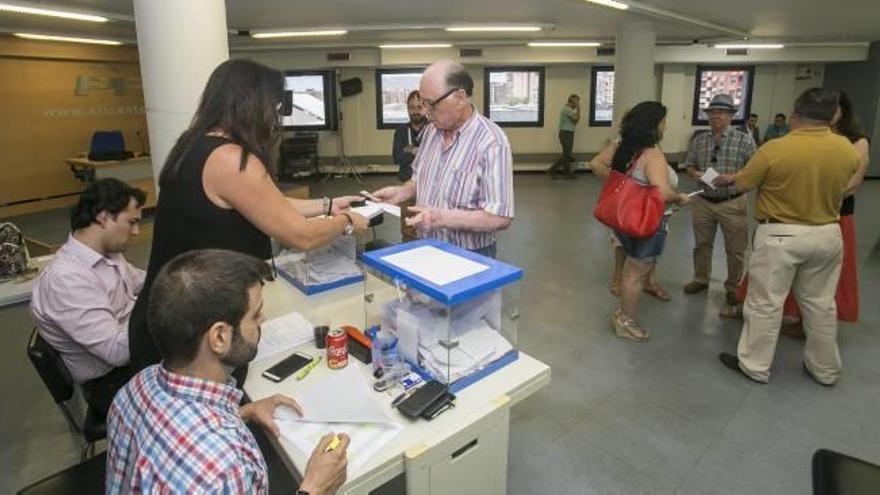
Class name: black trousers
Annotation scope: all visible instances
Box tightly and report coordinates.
[81,365,133,418]
[549,130,575,175]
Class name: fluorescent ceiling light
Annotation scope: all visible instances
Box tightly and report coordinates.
[379,43,453,49]
[0,2,107,22]
[585,0,629,10]
[13,33,121,45]
[715,43,784,49]
[528,41,601,47]
[446,26,542,32]
[250,29,347,39]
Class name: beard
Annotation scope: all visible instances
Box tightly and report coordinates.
[221,325,259,369]
[410,113,426,125]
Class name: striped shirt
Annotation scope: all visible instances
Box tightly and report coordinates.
[30,235,144,383]
[412,108,514,250]
[106,365,268,494]
[684,127,756,198]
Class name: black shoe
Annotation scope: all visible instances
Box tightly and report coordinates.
[719,353,765,384]
[803,362,835,387]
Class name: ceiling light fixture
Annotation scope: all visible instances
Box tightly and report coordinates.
[250,29,347,39]
[0,2,107,22]
[379,43,453,49]
[585,0,629,10]
[528,41,601,47]
[446,26,542,32]
[13,33,121,45]
[714,43,784,49]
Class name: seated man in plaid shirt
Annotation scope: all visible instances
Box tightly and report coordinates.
[106,249,348,494]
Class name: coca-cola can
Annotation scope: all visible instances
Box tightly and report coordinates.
[326,328,348,369]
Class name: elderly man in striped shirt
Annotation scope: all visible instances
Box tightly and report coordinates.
[372,60,514,258]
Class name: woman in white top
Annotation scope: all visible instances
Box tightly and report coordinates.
[592,102,689,341]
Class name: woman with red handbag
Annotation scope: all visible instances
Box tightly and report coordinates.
[593,102,690,341]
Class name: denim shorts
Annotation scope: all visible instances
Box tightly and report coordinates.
[614,217,668,264]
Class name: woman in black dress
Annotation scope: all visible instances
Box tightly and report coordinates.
[129,59,368,372]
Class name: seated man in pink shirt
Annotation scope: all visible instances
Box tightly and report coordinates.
[31,178,147,417]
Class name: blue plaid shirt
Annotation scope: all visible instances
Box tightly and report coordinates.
[106,365,268,494]
[685,127,756,198]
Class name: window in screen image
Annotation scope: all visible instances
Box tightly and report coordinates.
[484,67,545,127]
[283,71,335,131]
[590,66,614,127]
[376,68,424,129]
[691,65,755,125]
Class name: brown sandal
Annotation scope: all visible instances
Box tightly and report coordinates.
[643,283,671,302]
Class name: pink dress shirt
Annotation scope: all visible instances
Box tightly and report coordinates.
[30,236,145,383]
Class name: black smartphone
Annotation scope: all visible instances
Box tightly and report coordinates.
[262,351,312,382]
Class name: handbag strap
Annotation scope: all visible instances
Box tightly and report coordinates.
[624,150,646,177]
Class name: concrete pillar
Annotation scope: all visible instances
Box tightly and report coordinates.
[133,0,229,186]
[613,21,656,127]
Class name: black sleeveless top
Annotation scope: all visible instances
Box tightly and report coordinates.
[128,136,272,372]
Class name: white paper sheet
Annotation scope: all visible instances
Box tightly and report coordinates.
[277,420,402,473]
[253,312,314,363]
[351,203,384,220]
[275,365,393,424]
[700,167,719,189]
[381,246,489,286]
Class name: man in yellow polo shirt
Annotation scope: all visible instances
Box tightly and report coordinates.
[714,88,859,386]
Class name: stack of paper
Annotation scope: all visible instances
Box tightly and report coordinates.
[253,311,314,363]
[273,365,402,473]
[381,246,489,286]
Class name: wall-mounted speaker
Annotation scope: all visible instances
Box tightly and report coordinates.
[339,77,362,97]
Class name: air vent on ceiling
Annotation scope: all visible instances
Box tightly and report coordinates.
[327,52,351,62]
[726,48,748,56]
[459,48,483,58]
[597,47,615,56]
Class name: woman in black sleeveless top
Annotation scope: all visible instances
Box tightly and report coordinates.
[129,59,368,372]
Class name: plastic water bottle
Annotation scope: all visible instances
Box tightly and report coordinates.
[372,326,400,374]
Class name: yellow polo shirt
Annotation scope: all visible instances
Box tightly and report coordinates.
[735,127,858,225]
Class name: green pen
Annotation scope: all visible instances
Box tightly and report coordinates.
[295,356,322,380]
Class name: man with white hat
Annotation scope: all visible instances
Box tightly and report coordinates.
[683,94,756,314]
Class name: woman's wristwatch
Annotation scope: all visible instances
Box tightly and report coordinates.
[340,212,354,235]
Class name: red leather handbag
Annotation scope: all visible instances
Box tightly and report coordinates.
[593,151,665,239]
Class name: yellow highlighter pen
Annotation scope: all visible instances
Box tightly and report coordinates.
[295,356,322,381]
[325,434,340,452]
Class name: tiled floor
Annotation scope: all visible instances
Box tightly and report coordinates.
[2,173,879,494]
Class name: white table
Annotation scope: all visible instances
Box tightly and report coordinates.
[245,276,551,495]
[0,255,52,307]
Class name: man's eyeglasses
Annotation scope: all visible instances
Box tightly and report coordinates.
[422,88,460,110]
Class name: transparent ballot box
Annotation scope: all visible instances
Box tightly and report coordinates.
[360,239,522,392]
[274,235,364,295]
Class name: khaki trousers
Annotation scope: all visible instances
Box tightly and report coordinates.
[691,194,749,293]
[400,199,418,243]
[737,223,843,384]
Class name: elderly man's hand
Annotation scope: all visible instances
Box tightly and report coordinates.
[371,186,407,205]
[405,206,445,231]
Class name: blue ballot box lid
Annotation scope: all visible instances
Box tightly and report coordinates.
[360,238,523,305]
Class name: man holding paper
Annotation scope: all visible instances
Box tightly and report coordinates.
[683,94,756,309]
[371,60,514,259]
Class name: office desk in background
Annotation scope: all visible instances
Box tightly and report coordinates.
[245,275,551,495]
[65,156,156,209]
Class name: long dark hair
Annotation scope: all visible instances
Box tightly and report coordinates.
[834,92,867,144]
[159,59,285,185]
[611,101,667,173]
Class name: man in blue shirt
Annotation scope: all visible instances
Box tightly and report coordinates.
[548,94,580,179]
[764,113,790,141]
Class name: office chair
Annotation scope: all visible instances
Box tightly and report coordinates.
[16,451,106,495]
[26,328,107,460]
[813,448,880,495]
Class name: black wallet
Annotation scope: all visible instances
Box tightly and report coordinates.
[397,380,449,420]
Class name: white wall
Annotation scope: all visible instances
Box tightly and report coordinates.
[243,50,825,162]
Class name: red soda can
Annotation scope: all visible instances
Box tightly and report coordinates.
[326,328,348,369]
